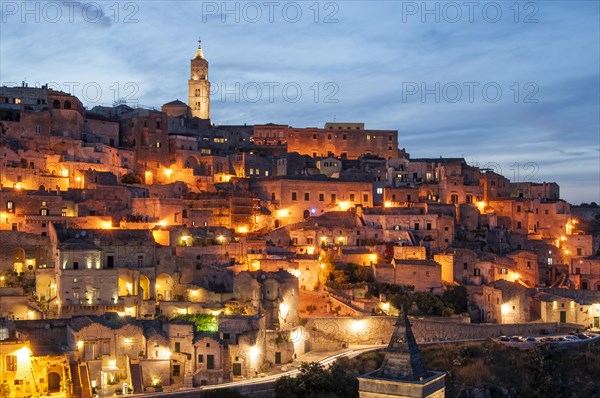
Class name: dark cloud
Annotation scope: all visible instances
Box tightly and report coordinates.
[0,1,598,202]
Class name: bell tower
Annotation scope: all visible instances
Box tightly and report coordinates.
[188,39,210,120]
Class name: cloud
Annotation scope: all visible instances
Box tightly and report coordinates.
[0,0,598,202]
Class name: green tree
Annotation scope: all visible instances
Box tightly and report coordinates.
[524,345,565,397]
[172,313,218,332]
[275,362,336,398]
[441,286,468,314]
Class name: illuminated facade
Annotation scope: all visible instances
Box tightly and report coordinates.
[188,41,210,120]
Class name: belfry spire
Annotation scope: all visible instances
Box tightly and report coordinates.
[194,37,205,59]
[357,307,446,397]
[379,309,428,381]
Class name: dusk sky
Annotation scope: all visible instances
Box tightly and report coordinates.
[1,1,598,203]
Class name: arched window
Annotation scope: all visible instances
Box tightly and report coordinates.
[53,99,60,109]
[64,100,71,110]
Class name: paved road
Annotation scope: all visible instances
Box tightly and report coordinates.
[201,344,387,391]
[131,344,387,397]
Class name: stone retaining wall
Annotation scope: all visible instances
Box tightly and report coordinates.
[300,316,579,348]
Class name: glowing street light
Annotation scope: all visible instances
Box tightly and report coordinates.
[249,346,260,361]
[476,201,486,212]
[279,302,290,319]
[381,302,390,313]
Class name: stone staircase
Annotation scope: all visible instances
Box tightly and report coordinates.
[69,362,82,398]
[222,343,232,382]
[79,364,92,398]
[129,361,144,393]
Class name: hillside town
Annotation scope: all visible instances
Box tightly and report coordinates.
[0,41,599,398]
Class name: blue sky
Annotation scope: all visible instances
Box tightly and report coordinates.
[1,1,598,203]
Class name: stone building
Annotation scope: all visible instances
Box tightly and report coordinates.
[117,108,170,169]
[234,270,299,330]
[572,256,600,290]
[511,182,560,201]
[532,292,595,326]
[372,259,442,292]
[251,175,373,227]
[482,280,530,324]
[285,122,399,159]
[480,170,511,201]
[0,319,71,398]
[363,208,455,253]
[68,315,147,395]
[49,226,162,318]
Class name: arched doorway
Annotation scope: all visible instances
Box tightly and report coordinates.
[155,274,174,301]
[581,280,590,290]
[48,371,61,392]
[185,156,200,171]
[13,248,25,274]
[140,275,150,300]
[324,143,336,157]
[52,142,68,155]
